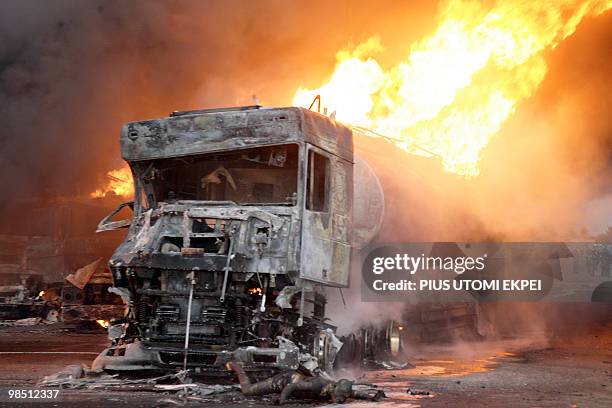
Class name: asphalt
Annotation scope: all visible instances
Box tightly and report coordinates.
[0,321,610,407]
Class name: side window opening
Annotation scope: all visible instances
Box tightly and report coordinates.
[306,150,330,212]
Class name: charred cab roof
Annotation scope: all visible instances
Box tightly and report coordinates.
[120,106,353,162]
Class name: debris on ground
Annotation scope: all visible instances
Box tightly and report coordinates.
[1,314,60,326]
[156,398,184,406]
[381,360,413,369]
[45,309,59,322]
[407,388,431,395]
[38,366,239,403]
[363,359,414,370]
[155,383,238,398]
[38,360,388,404]
[14,317,43,326]
[39,366,189,389]
[65,259,103,290]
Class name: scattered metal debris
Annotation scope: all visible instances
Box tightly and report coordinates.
[0,316,59,326]
[380,360,413,370]
[407,388,431,395]
[0,200,126,324]
[39,365,239,404]
[14,317,45,326]
[39,366,189,389]
[155,383,237,398]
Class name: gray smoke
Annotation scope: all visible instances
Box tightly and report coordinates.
[0,0,435,208]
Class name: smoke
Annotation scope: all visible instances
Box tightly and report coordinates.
[0,0,436,208]
[471,10,612,240]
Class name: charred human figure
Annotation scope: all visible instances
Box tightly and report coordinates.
[226,362,305,397]
[226,361,385,404]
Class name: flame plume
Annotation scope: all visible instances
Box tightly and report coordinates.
[96,319,110,329]
[293,0,612,176]
[90,165,134,199]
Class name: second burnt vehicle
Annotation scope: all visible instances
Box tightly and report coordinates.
[92,106,355,375]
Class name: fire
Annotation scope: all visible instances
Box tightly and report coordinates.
[292,0,612,176]
[90,165,134,198]
[248,287,263,296]
[96,319,110,329]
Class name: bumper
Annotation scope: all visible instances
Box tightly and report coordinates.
[92,337,299,374]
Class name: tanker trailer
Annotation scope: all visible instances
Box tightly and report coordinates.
[338,128,483,360]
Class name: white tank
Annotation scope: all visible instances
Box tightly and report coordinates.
[352,154,385,249]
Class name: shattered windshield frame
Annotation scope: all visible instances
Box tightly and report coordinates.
[134,144,300,209]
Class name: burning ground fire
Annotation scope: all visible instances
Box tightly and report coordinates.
[96,320,110,329]
[292,0,612,176]
[248,287,263,296]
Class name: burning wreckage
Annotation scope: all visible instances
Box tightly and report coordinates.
[91,105,401,381]
[0,201,126,325]
[32,104,609,404]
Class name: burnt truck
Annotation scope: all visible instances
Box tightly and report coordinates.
[93,106,357,374]
[91,105,504,374]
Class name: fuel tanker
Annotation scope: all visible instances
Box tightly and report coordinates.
[90,105,492,375]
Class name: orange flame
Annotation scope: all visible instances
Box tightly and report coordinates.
[248,287,263,296]
[90,165,134,198]
[96,319,110,329]
[292,0,612,176]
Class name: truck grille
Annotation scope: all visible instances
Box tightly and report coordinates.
[156,304,180,321]
[159,351,217,366]
[201,307,227,323]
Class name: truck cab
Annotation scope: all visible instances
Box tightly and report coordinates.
[93,106,353,374]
